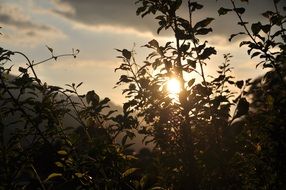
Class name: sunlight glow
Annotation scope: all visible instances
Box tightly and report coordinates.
[167,78,181,94]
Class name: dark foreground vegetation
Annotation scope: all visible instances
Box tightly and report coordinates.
[1,0,286,189]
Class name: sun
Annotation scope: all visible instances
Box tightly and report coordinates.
[167,78,181,94]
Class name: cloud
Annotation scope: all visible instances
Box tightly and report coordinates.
[48,0,162,35]
[0,3,66,47]
[72,21,155,38]
[50,0,75,16]
[0,4,43,30]
[49,0,286,38]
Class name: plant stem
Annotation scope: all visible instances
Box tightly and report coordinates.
[0,75,51,145]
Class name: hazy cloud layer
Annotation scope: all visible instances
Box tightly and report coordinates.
[0,4,47,30]
[1,0,285,45]
[0,3,65,46]
[50,0,285,38]
[51,0,156,34]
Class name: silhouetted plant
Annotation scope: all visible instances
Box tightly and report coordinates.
[0,47,140,189]
[220,1,286,188]
[115,0,286,189]
[1,0,286,189]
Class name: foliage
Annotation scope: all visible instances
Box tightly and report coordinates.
[1,0,286,189]
[0,48,141,189]
[114,0,286,189]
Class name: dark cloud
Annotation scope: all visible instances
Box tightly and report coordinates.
[53,0,286,38]
[53,0,156,34]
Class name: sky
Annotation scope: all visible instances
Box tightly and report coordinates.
[0,0,285,106]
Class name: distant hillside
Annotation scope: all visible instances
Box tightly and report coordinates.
[1,74,147,151]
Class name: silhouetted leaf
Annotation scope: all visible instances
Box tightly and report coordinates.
[122,168,139,178]
[251,22,262,35]
[49,85,62,92]
[199,47,217,60]
[239,41,251,47]
[150,187,165,190]
[188,78,196,87]
[187,59,196,69]
[189,2,203,12]
[251,52,260,58]
[270,14,283,26]
[119,75,132,83]
[18,67,27,73]
[175,29,189,40]
[74,173,84,178]
[194,18,214,29]
[86,90,100,105]
[129,83,136,90]
[234,7,245,14]
[57,150,68,156]
[261,24,271,33]
[140,175,148,189]
[122,49,131,60]
[76,82,83,88]
[46,173,62,181]
[179,43,190,52]
[55,162,64,168]
[100,97,110,105]
[46,45,54,54]
[136,6,147,16]
[229,32,245,41]
[235,98,249,118]
[218,7,232,16]
[236,80,244,89]
[148,39,159,48]
[173,0,182,11]
[196,28,213,35]
[262,11,274,19]
[213,75,225,82]
[122,135,128,145]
